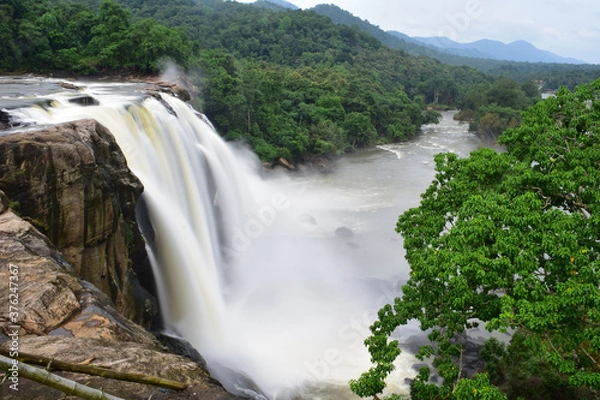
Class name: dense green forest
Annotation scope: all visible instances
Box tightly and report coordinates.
[0,0,545,162]
[0,0,192,73]
[454,78,541,140]
[3,0,593,161]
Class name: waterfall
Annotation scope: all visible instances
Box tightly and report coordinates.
[7,81,417,399]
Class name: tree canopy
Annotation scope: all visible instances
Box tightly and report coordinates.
[0,0,192,73]
[351,78,600,399]
[455,78,541,141]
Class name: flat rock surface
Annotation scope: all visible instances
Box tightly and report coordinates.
[1,336,238,400]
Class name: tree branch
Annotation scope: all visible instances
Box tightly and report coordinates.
[579,344,599,367]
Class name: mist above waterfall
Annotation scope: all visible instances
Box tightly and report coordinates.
[6,80,486,399]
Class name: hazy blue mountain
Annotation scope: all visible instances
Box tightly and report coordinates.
[311,5,457,58]
[412,36,585,64]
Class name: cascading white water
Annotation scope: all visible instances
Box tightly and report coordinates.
[6,80,421,399]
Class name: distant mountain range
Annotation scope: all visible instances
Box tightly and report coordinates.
[408,36,585,64]
[253,1,587,66]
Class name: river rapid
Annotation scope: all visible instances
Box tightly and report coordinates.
[275,110,497,286]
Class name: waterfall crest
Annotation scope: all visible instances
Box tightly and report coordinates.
[8,82,416,399]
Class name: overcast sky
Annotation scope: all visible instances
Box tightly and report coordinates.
[239,0,600,64]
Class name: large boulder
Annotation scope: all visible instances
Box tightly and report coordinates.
[152,81,192,102]
[0,120,153,326]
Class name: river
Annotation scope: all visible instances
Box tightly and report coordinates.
[212,111,503,399]
[282,110,491,282]
[0,77,501,399]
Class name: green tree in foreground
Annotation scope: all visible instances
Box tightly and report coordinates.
[351,79,600,399]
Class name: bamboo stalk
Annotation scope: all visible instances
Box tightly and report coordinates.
[0,349,187,391]
[0,354,124,400]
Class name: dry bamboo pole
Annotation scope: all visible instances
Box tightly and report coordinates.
[0,349,187,391]
[0,354,124,400]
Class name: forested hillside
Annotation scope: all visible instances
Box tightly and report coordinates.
[0,0,191,73]
[0,0,479,162]
[313,3,600,89]
[0,0,580,161]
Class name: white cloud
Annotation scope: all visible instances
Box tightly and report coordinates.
[541,27,562,37]
[579,26,600,38]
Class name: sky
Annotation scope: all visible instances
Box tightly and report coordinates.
[238,0,600,64]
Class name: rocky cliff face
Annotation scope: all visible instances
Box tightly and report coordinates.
[0,191,237,399]
[0,197,155,343]
[0,119,153,326]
